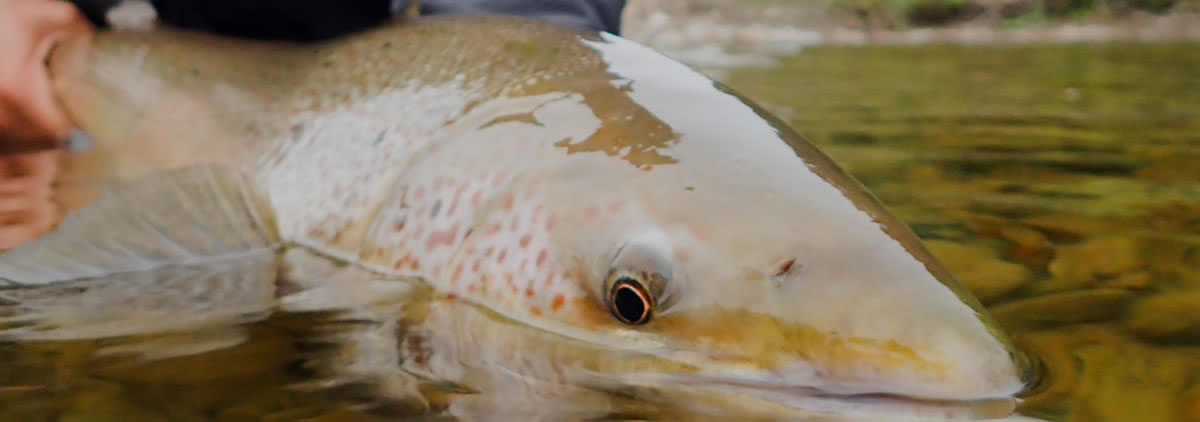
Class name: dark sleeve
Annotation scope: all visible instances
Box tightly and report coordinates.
[68,0,626,40]
[67,0,395,41]
[66,0,124,29]
[148,0,395,41]
[421,0,627,35]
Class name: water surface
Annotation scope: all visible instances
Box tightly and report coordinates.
[724,41,1200,422]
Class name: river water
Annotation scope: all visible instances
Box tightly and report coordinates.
[2,39,1199,422]
[723,41,1200,422]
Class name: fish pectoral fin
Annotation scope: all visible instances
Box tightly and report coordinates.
[0,164,282,343]
[0,163,281,285]
[0,246,279,343]
[277,248,424,313]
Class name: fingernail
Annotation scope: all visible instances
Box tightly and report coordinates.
[64,128,91,152]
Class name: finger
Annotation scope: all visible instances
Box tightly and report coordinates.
[5,2,91,141]
[10,150,61,181]
[0,189,52,213]
[22,0,90,35]
[0,199,57,250]
[0,150,59,186]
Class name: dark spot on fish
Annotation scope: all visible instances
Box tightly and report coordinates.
[291,123,305,138]
[382,41,392,49]
[323,60,333,68]
[374,129,387,145]
[431,199,442,218]
[684,186,695,191]
[190,68,200,77]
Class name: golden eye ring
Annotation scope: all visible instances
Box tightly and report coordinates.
[609,276,653,325]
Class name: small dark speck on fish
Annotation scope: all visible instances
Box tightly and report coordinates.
[684,186,695,191]
[431,199,442,218]
[375,129,387,145]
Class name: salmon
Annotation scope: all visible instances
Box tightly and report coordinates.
[0,15,1038,421]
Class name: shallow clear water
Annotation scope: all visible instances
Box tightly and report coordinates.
[724,42,1200,422]
[3,42,1200,422]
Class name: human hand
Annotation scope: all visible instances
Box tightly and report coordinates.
[0,0,87,250]
[0,150,59,250]
[1,0,91,146]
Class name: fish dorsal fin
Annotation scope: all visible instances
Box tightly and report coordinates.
[0,164,281,285]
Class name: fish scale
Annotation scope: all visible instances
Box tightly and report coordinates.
[0,14,1042,421]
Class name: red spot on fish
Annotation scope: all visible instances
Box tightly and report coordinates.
[410,259,420,271]
[536,249,548,268]
[471,260,481,273]
[546,215,556,231]
[530,307,542,316]
[308,226,326,238]
[413,187,425,201]
[519,234,532,248]
[608,200,625,213]
[492,171,508,187]
[468,284,479,293]
[425,223,460,250]
[392,221,406,231]
[500,193,514,210]
[532,206,542,224]
[497,249,508,264]
[484,247,494,257]
[583,207,597,220]
[446,293,457,301]
[450,263,463,285]
[551,295,565,311]
[486,223,501,235]
[519,259,528,274]
[447,185,466,216]
[544,271,555,287]
[525,287,535,297]
[471,190,483,208]
[505,273,517,291]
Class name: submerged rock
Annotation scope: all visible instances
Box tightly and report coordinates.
[1124,289,1200,342]
[991,288,1135,329]
[925,239,1032,302]
[1041,236,1143,293]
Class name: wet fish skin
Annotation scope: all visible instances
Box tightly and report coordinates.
[3,14,1036,419]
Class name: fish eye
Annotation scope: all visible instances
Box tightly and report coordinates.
[607,273,653,325]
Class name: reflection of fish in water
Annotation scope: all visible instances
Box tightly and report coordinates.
[0,15,1041,421]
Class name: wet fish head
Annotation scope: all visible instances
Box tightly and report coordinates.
[455,33,1038,418]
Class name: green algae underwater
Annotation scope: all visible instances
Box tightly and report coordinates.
[0,15,1197,422]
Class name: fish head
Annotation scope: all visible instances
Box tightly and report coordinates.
[453,33,1038,418]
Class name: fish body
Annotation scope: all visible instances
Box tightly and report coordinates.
[0,15,1036,420]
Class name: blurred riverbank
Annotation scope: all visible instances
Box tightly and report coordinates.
[622,0,1200,70]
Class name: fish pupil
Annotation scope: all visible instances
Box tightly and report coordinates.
[611,281,651,324]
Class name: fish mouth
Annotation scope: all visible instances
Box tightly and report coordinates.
[648,374,1022,420]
